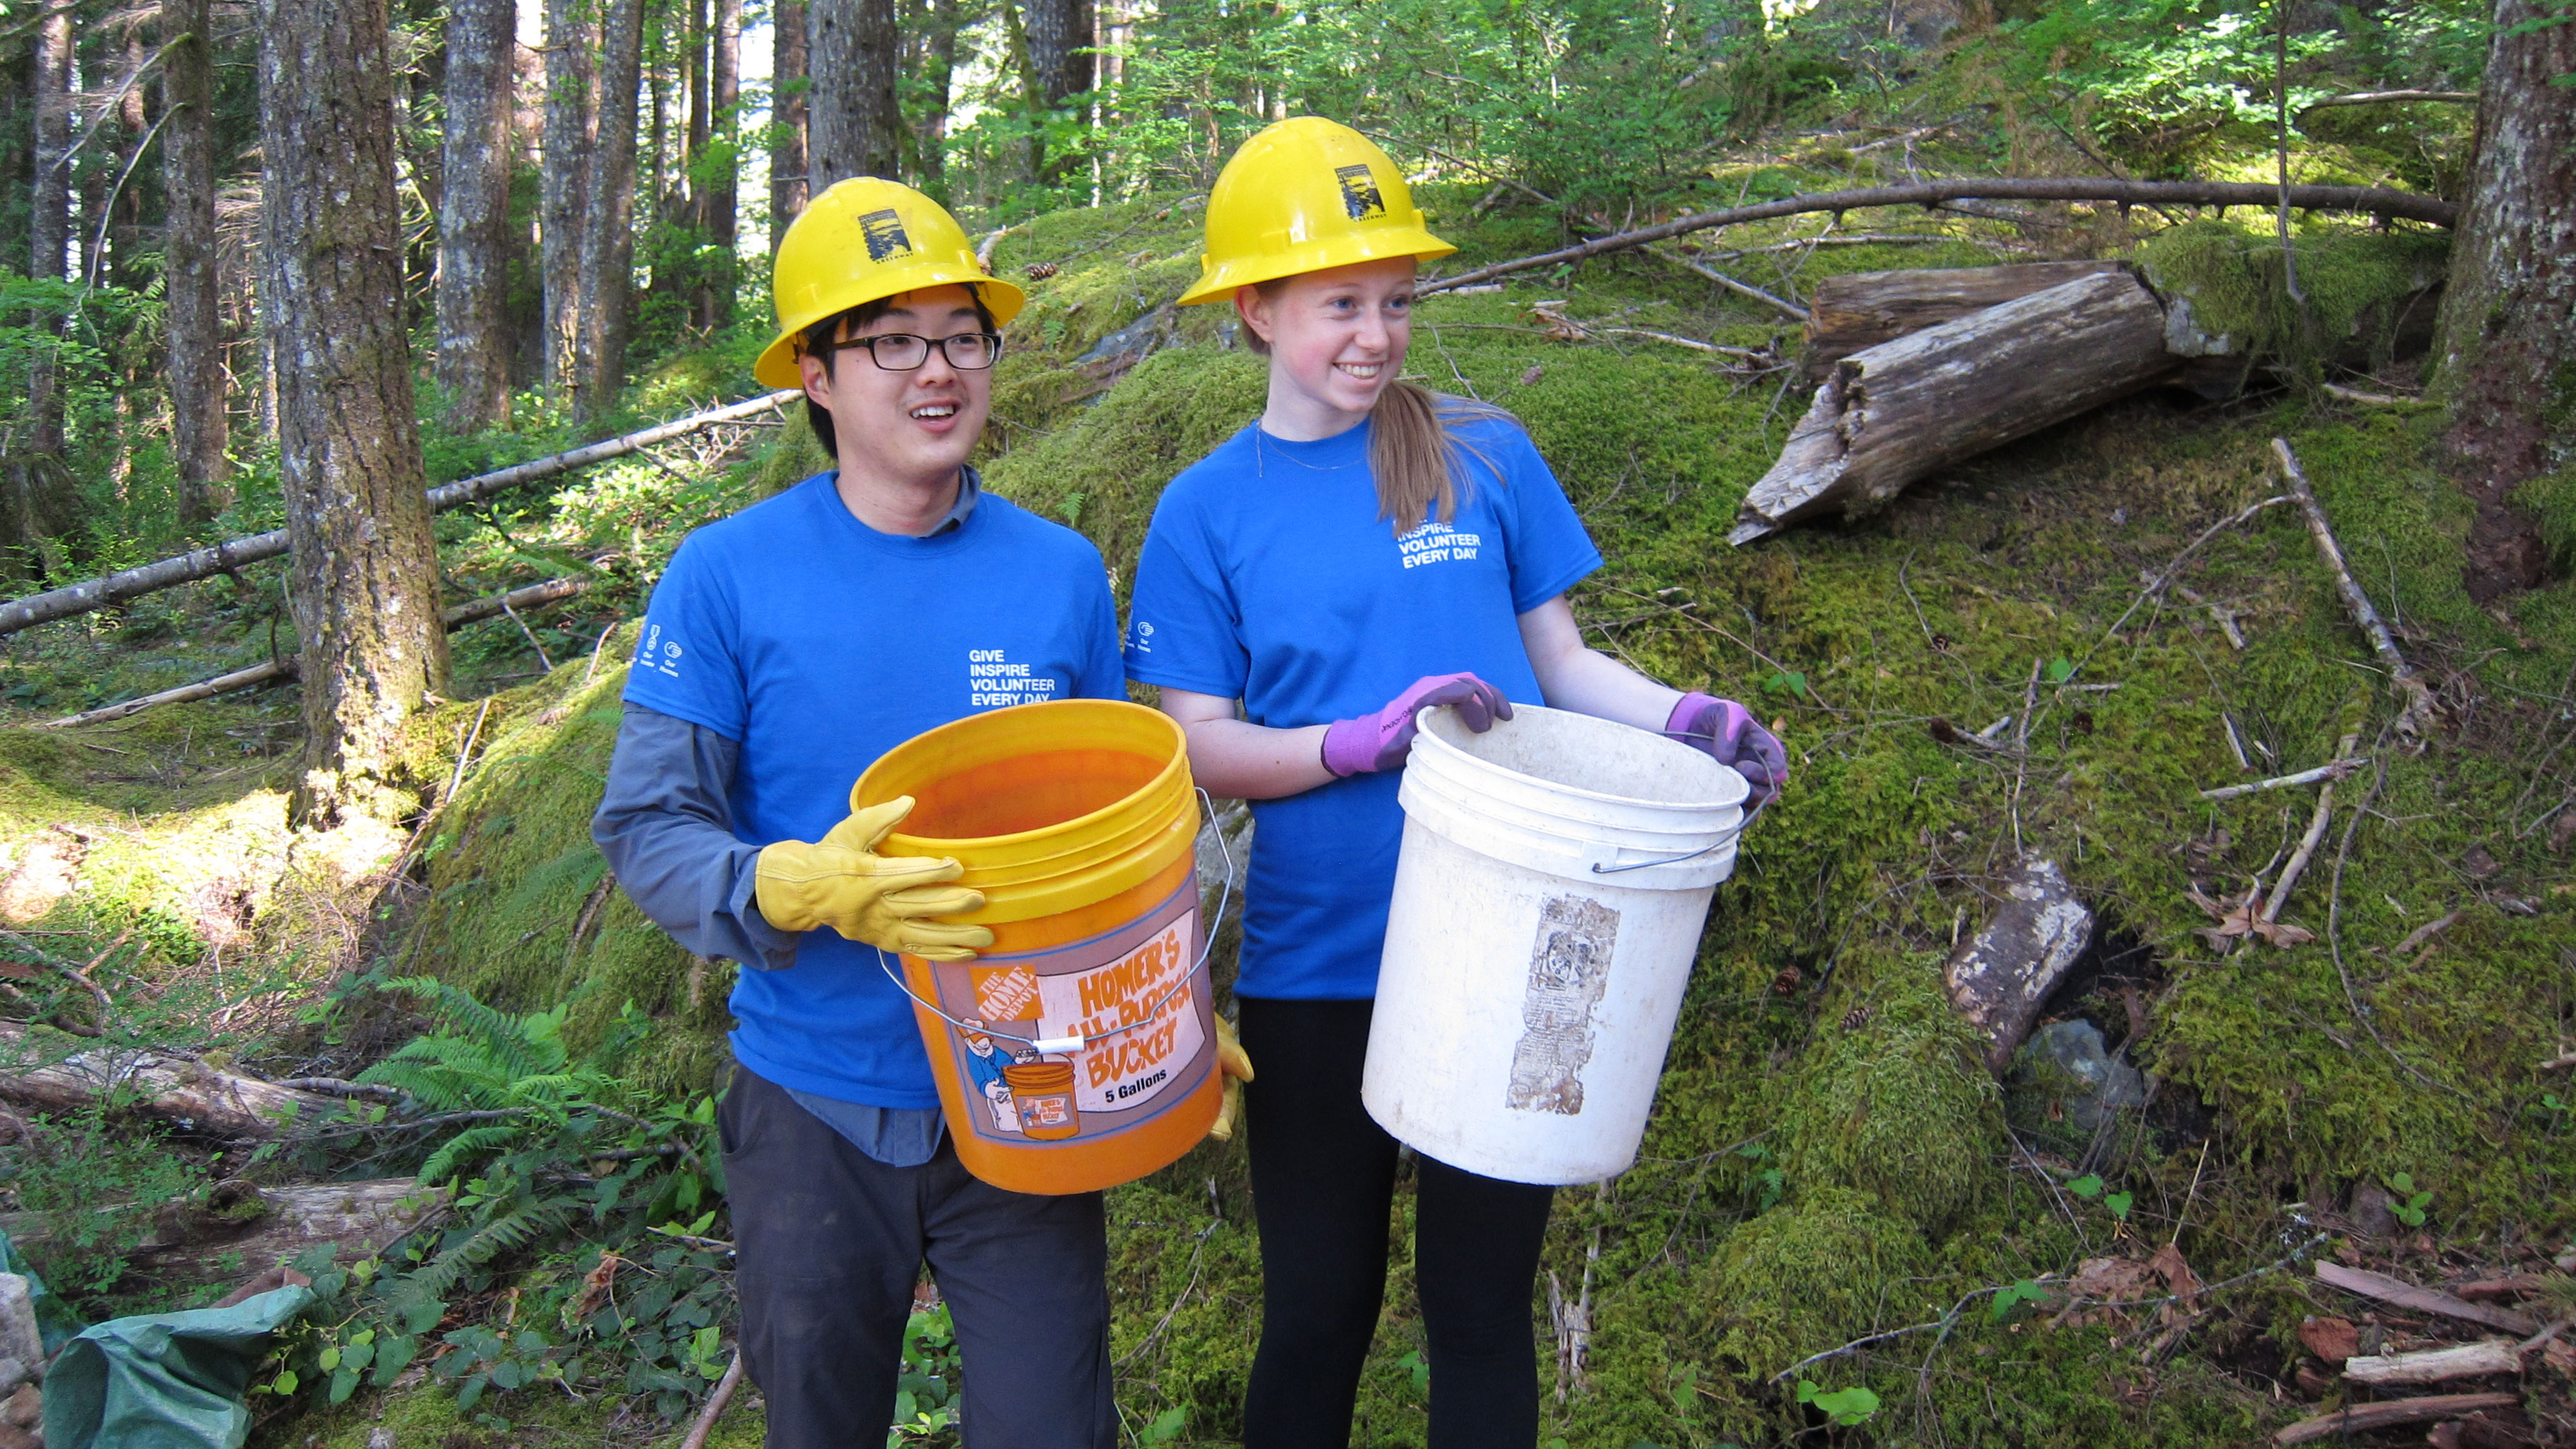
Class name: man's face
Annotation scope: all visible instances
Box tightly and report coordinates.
[797,284,994,486]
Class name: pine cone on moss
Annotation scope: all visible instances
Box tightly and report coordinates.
[1025,261,1060,280]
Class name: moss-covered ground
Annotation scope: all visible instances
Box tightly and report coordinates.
[0,126,2568,1448]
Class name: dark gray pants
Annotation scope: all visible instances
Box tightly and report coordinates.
[720,1066,1117,1449]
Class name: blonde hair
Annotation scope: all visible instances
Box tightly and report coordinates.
[1245,279,1503,536]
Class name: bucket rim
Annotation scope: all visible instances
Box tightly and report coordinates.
[866,699,1193,855]
[1414,703,1748,814]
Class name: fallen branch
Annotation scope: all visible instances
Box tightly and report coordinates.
[2273,1391,2519,1445]
[2342,1338,2522,1386]
[1649,246,1811,321]
[0,392,793,638]
[2314,1262,2544,1337]
[1803,261,2127,371]
[2201,759,2368,800]
[679,1352,747,1449]
[2273,439,2438,741]
[2321,381,2435,407]
[2301,89,2479,114]
[38,578,585,728]
[2260,729,2358,924]
[0,1178,442,1288]
[0,1020,350,1138]
[1418,178,2457,297]
[2387,911,2462,959]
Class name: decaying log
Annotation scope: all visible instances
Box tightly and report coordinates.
[1943,857,2096,1075]
[1803,261,2127,374]
[1730,269,2179,544]
[0,390,792,639]
[1418,178,2458,297]
[0,1178,443,1286]
[2276,1393,2522,1445]
[2344,1339,2522,1387]
[2314,1262,2545,1337]
[38,578,585,729]
[0,1020,348,1138]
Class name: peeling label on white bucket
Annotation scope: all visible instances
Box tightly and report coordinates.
[1505,895,1620,1115]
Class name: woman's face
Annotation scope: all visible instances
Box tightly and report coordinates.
[1237,257,1417,429]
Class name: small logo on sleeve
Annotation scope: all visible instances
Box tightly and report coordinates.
[640,623,683,678]
[1335,164,1387,220]
[1128,620,1155,656]
[970,648,1063,709]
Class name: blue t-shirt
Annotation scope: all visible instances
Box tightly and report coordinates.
[624,472,1125,1107]
[1123,414,1602,999]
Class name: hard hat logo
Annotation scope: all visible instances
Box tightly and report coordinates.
[859,208,915,263]
[1335,164,1388,221]
[1176,117,1455,306]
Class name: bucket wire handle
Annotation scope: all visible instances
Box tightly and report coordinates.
[1589,792,1772,875]
[872,785,1239,1053]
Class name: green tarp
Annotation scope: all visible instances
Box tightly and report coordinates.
[0,1228,84,1355]
[40,1284,313,1449]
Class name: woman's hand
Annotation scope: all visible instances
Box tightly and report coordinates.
[1666,693,1788,808]
[1320,672,1511,776]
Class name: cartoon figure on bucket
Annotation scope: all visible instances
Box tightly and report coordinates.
[959,1018,1022,1133]
[1123,117,1787,1449]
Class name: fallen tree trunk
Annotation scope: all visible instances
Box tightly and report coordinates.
[0,1178,443,1287]
[1804,261,2128,374]
[0,1020,348,1137]
[1419,178,2457,297]
[39,577,585,728]
[0,390,793,638]
[2344,1339,2522,1387]
[1731,269,2179,544]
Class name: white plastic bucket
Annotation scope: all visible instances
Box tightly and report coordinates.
[1363,704,1748,1185]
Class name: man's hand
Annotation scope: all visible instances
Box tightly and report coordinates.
[1205,1013,1256,1141]
[754,789,995,960]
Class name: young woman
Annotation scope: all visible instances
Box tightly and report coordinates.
[1122,119,1785,1449]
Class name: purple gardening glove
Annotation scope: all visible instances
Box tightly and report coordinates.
[1322,673,1513,777]
[1668,692,1787,809]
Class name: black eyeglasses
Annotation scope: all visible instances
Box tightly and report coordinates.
[824,331,1004,371]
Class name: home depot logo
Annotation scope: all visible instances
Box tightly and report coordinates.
[858,208,914,262]
[1335,164,1386,220]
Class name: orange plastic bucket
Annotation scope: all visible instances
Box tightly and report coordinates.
[857,700,1220,1195]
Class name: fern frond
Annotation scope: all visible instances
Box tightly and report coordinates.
[420,1123,525,1185]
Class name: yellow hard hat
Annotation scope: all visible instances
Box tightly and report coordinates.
[754,176,1025,390]
[1176,118,1457,307]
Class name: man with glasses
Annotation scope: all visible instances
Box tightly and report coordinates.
[593,177,1123,1449]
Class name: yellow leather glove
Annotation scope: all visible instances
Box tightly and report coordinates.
[754,791,994,960]
[1205,1013,1256,1142]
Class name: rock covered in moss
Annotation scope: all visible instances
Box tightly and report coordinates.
[1698,1184,1928,1379]
[1779,953,2002,1234]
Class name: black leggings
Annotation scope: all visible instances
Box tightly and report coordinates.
[1238,997,1556,1449]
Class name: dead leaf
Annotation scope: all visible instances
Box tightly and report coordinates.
[2550,811,2576,855]
[570,1251,622,1322]
[1519,364,1544,386]
[2544,1338,2576,1376]
[2148,1241,2203,1327]
[2250,919,2315,948]
[2186,884,2264,948]
[2465,844,2503,879]
[2298,1315,2360,1364]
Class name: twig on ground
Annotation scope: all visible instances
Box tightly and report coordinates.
[678,1352,746,1449]
[1592,326,1775,362]
[2320,381,2433,407]
[2199,759,2366,801]
[2260,729,2357,923]
[583,623,620,685]
[2313,1261,2543,1335]
[2274,439,2437,741]
[2164,580,2247,648]
[2324,758,2478,1103]
[2273,1392,2519,1445]
[2387,911,2462,959]
[2223,715,2254,771]
[498,599,555,672]
[1117,1219,1220,1368]
[444,698,496,811]
[1647,245,1811,321]
[274,1077,406,1102]
[2070,495,2294,683]
[57,927,131,1016]
[2011,657,2042,857]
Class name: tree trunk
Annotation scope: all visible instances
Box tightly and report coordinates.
[1803,261,2127,376]
[703,0,740,328]
[771,0,808,234]
[26,4,71,453]
[2428,0,2575,600]
[1022,0,1092,177]
[436,0,518,432]
[539,0,595,398]
[913,0,959,188]
[573,0,647,422]
[808,0,902,189]
[256,0,451,830]
[164,0,229,528]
